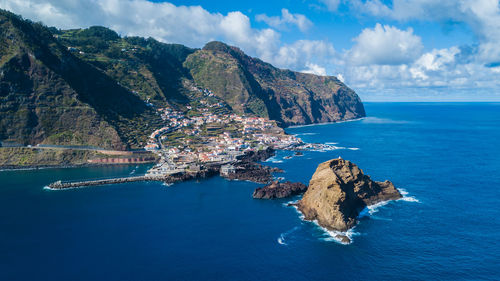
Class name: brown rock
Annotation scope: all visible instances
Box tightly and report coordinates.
[335,234,351,244]
[298,158,401,232]
[253,181,307,199]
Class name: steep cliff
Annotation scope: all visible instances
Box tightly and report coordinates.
[298,158,401,233]
[184,41,366,126]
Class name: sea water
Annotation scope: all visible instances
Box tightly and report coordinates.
[1,103,500,280]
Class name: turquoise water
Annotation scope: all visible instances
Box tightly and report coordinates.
[1,103,500,280]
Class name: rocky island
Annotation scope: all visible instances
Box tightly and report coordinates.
[297,158,402,243]
[253,181,307,199]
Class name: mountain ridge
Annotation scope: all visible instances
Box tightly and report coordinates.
[0,9,365,150]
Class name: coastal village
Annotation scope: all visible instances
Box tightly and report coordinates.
[144,86,304,177]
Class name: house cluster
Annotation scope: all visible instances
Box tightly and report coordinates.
[144,100,304,176]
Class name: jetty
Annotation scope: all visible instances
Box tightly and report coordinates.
[47,175,168,189]
[47,167,220,190]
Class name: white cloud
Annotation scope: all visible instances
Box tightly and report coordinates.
[410,47,460,80]
[256,9,312,32]
[347,23,423,65]
[272,40,336,69]
[319,0,341,11]
[350,0,500,64]
[336,73,345,83]
[302,63,327,76]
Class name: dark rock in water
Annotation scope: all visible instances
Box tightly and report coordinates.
[294,151,303,156]
[253,181,307,199]
[237,147,275,162]
[298,158,402,232]
[222,161,282,184]
[335,234,351,244]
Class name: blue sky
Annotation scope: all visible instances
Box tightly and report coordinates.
[1,0,499,101]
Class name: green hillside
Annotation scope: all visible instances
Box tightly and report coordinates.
[0,9,365,152]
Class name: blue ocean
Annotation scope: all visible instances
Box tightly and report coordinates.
[1,103,500,280]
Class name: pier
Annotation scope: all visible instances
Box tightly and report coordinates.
[47,175,167,189]
[47,168,219,190]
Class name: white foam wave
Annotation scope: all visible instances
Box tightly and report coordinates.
[277,226,300,246]
[277,236,286,245]
[397,188,421,203]
[367,200,390,215]
[399,196,420,203]
[265,156,278,162]
[313,146,346,152]
[286,200,305,220]
[272,160,283,163]
[285,200,356,245]
[348,147,360,151]
[325,142,338,145]
[162,182,173,187]
[317,223,359,245]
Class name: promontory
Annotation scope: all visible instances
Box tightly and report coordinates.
[297,158,402,239]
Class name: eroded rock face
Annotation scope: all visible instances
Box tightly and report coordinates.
[253,181,307,199]
[298,158,402,232]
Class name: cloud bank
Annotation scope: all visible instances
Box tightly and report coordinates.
[1,0,500,100]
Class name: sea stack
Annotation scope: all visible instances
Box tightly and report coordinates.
[297,158,402,236]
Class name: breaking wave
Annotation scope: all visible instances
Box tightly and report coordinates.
[398,188,421,203]
[277,226,300,246]
[265,156,279,162]
[318,224,359,245]
[285,199,356,245]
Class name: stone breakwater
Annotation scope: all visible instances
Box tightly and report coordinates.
[47,169,220,190]
[48,175,164,189]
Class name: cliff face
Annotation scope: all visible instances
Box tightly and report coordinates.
[0,10,162,149]
[298,158,401,232]
[184,41,366,127]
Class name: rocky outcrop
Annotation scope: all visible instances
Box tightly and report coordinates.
[253,181,307,199]
[221,162,283,184]
[237,147,275,162]
[298,158,401,234]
